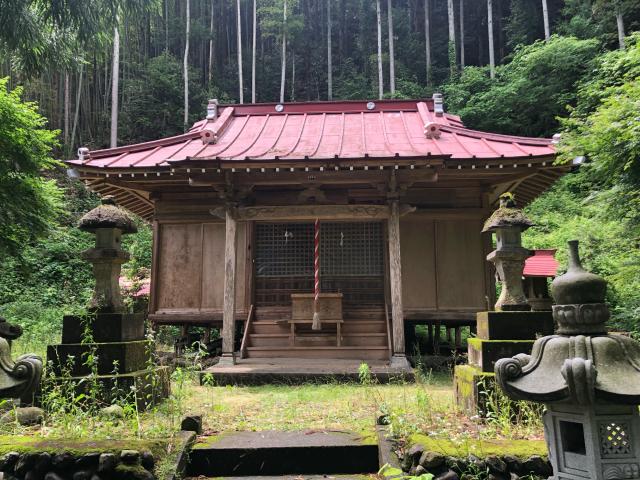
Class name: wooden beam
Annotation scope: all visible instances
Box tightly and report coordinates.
[221,207,238,364]
[387,199,405,357]
[210,204,399,221]
[189,168,438,187]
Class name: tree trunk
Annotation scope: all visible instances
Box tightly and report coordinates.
[424,0,431,87]
[291,49,295,101]
[280,0,287,104]
[252,0,257,103]
[165,0,169,52]
[209,0,215,88]
[616,6,625,50]
[387,0,395,95]
[64,71,70,148]
[236,0,244,103]
[110,26,120,148]
[184,0,190,129]
[376,0,384,99]
[447,0,456,77]
[70,65,84,152]
[541,0,550,40]
[327,0,333,100]
[487,0,495,79]
[459,0,464,69]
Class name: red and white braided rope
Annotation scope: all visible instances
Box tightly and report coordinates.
[314,218,320,311]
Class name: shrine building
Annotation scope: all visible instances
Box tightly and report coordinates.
[66,96,566,369]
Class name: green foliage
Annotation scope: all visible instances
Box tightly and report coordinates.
[443,36,600,137]
[0,0,160,76]
[119,52,208,142]
[0,78,62,256]
[524,172,640,329]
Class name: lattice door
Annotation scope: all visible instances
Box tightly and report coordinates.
[254,222,385,306]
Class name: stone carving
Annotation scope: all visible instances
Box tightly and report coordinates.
[495,240,640,480]
[78,196,137,312]
[0,317,43,405]
[482,193,533,311]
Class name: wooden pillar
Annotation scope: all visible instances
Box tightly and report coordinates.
[221,207,237,364]
[388,199,405,359]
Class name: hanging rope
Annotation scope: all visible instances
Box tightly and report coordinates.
[312,218,321,330]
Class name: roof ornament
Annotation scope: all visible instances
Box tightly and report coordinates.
[77,147,90,161]
[432,93,444,117]
[201,128,218,144]
[366,101,376,110]
[551,133,561,144]
[206,99,219,120]
[424,122,441,139]
[275,104,285,113]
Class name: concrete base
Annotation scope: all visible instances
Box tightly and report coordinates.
[476,311,554,340]
[201,358,414,385]
[43,366,170,410]
[47,340,150,376]
[390,355,412,370]
[453,364,495,416]
[62,313,145,343]
[467,338,535,373]
[217,353,236,366]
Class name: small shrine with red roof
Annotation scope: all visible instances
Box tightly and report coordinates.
[67,95,567,370]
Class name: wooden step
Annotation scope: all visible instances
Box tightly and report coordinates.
[245,346,390,360]
[249,333,387,348]
[341,321,387,333]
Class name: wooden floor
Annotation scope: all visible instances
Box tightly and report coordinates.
[201,357,414,385]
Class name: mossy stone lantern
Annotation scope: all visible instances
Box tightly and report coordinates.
[482,193,533,311]
[496,240,640,480]
[78,196,137,312]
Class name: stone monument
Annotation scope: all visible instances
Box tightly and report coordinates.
[496,239,640,480]
[47,197,169,409]
[0,317,42,405]
[453,194,554,415]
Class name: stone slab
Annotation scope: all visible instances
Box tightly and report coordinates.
[201,358,414,386]
[62,313,145,343]
[47,340,151,375]
[467,338,535,373]
[188,430,378,476]
[43,366,170,410]
[476,311,554,340]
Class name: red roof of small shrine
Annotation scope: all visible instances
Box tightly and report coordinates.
[67,99,555,170]
[524,249,559,277]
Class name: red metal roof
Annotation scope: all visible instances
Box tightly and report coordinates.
[67,99,555,170]
[524,249,559,277]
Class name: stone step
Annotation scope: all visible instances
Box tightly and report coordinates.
[248,333,388,348]
[186,431,379,477]
[245,346,390,360]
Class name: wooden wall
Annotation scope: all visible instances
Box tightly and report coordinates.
[400,213,487,317]
[152,221,249,319]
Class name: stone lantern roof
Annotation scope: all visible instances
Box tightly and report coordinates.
[78,196,137,234]
[495,240,640,406]
[482,193,534,233]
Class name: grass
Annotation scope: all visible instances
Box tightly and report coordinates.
[185,379,453,435]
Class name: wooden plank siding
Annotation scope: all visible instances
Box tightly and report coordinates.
[151,220,249,324]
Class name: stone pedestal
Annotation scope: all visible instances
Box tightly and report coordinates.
[47,312,169,409]
[454,310,554,416]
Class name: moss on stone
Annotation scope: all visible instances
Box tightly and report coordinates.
[467,338,535,349]
[0,436,166,457]
[408,434,547,459]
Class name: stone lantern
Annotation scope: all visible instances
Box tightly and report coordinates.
[496,240,640,480]
[482,193,533,311]
[78,196,137,312]
[46,197,169,409]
